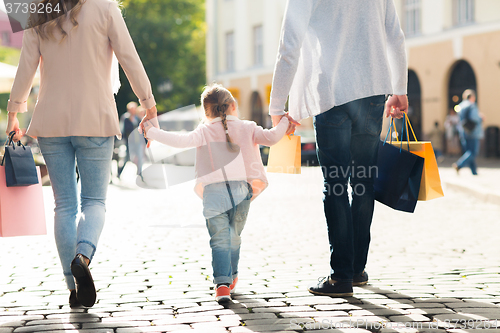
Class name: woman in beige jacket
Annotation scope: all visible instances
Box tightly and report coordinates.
[6,0,157,308]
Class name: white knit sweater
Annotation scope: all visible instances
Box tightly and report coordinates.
[269,0,408,120]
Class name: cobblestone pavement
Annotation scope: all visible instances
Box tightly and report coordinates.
[1,161,500,333]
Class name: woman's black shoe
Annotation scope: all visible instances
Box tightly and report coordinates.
[71,254,96,307]
[69,290,82,308]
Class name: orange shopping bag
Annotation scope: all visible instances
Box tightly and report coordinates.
[0,166,47,237]
[389,116,444,201]
[267,134,301,174]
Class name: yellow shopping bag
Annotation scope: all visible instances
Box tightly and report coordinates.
[389,116,444,201]
[267,134,301,174]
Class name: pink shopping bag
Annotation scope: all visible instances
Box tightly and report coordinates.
[0,166,47,237]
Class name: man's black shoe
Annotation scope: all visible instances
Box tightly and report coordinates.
[71,254,96,307]
[353,271,369,286]
[308,277,353,297]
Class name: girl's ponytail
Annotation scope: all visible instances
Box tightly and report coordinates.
[202,84,238,151]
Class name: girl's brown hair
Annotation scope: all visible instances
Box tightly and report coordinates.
[201,83,237,151]
[30,0,86,42]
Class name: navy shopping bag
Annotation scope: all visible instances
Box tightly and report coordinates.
[374,116,424,213]
[2,132,39,187]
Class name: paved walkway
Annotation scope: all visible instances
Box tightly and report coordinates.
[438,157,500,205]
[1,159,500,333]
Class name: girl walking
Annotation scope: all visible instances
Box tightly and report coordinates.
[142,84,293,302]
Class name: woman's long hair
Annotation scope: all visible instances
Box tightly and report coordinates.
[30,0,84,41]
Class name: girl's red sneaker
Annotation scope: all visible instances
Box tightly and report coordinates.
[215,284,231,302]
[230,277,238,294]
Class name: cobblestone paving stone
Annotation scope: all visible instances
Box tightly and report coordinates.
[1,164,500,332]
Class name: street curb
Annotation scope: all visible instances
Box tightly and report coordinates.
[444,180,500,206]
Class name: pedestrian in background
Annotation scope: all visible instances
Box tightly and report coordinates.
[142,84,292,303]
[428,121,445,163]
[117,101,141,179]
[444,108,462,156]
[269,0,408,297]
[127,105,147,180]
[453,89,484,175]
[6,0,157,307]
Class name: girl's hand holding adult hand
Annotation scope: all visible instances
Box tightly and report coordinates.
[139,106,159,148]
[6,112,25,142]
[141,118,157,136]
[271,113,301,135]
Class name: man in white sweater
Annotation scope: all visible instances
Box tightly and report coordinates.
[270,0,408,296]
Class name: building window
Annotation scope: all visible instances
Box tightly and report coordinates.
[403,0,421,36]
[253,25,263,66]
[225,31,234,72]
[453,0,475,26]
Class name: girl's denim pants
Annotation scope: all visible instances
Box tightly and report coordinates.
[38,136,114,290]
[202,181,252,285]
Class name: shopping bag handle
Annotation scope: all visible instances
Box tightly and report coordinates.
[403,113,419,142]
[1,131,27,166]
[6,131,15,145]
[383,115,409,153]
[399,113,420,153]
[384,119,393,144]
[384,118,400,144]
[6,131,25,150]
[400,113,409,153]
[2,132,14,165]
[383,113,419,153]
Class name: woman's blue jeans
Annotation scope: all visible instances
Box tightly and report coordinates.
[314,95,385,282]
[38,136,114,290]
[203,181,251,285]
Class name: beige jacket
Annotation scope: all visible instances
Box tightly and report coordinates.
[7,0,155,138]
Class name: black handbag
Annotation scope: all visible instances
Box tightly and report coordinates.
[374,116,424,213]
[1,132,39,187]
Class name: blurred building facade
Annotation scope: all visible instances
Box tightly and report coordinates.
[206,0,500,146]
[0,11,23,49]
[395,0,500,149]
[206,0,287,128]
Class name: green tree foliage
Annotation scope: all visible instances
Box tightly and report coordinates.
[0,47,21,116]
[0,46,21,66]
[115,0,206,114]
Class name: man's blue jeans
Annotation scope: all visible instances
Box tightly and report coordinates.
[38,136,114,290]
[203,181,252,285]
[457,137,480,175]
[314,95,385,282]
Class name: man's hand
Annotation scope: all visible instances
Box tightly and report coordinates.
[385,95,408,119]
[271,113,301,135]
[139,106,159,148]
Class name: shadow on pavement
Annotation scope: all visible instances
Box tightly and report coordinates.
[2,282,500,332]
[212,281,500,333]
[0,310,153,332]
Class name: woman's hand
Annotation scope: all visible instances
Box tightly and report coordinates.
[6,112,25,142]
[139,106,159,148]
